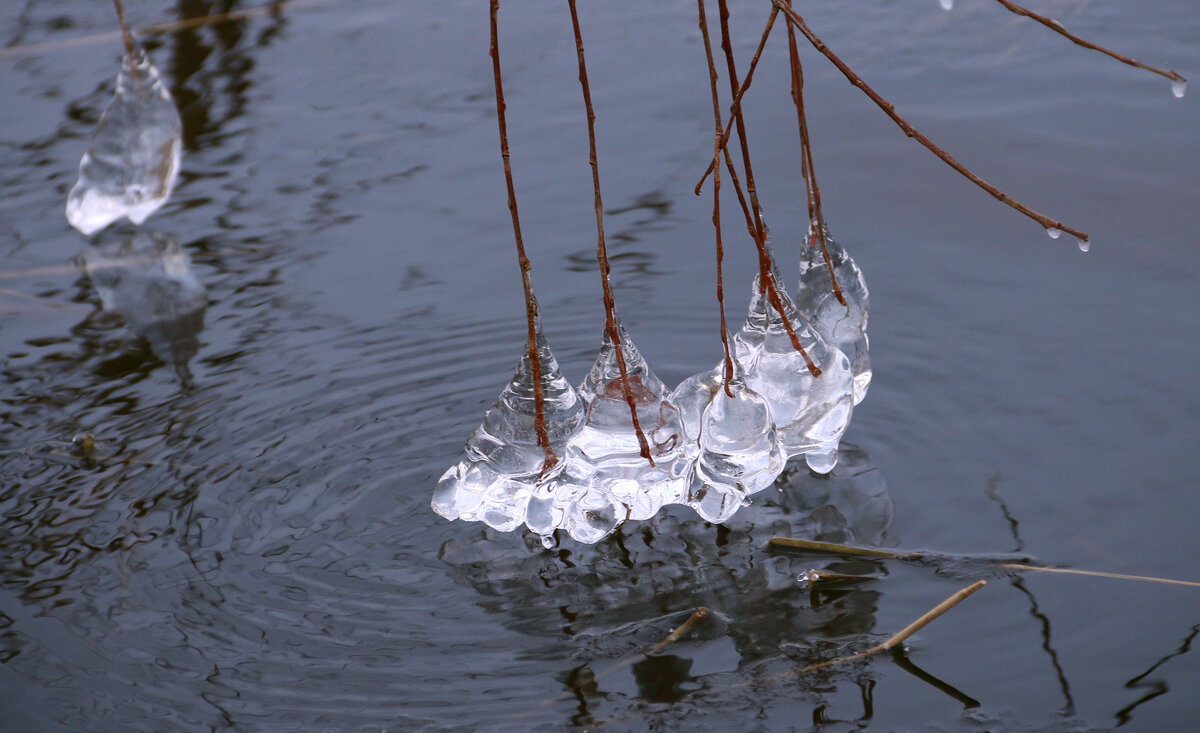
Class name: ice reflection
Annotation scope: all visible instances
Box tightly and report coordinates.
[77,231,207,384]
[441,444,892,709]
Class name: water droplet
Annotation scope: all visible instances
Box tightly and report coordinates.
[1077,238,1090,253]
[539,533,555,550]
[939,0,953,10]
[1046,227,1061,240]
[1172,79,1187,99]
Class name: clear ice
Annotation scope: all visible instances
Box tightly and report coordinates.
[77,231,206,381]
[554,318,692,541]
[939,0,954,10]
[689,362,784,522]
[796,224,872,404]
[432,315,585,532]
[66,48,183,236]
[734,261,854,474]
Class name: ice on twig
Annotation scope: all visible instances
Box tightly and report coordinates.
[432,313,585,532]
[66,48,183,235]
[554,317,691,541]
[796,224,872,405]
[734,259,854,473]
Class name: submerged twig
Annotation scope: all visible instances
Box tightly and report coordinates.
[771,0,1090,243]
[769,537,1200,589]
[521,607,709,722]
[992,0,1187,87]
[567,0,654,464]
[489,0,556,472]
[749,581,986,683]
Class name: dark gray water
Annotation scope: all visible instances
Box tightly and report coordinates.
[2,1,1198,731]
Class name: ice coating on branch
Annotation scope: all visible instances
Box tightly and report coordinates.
[555,319,692,539]
[689,363,784,522]
[796,224,871,404]
[67,49,183,235]
[432,315,584,531]
[734,265,854,473]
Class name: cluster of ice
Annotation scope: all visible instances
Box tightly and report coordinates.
[66,47,183,236]
[433,231,870,544]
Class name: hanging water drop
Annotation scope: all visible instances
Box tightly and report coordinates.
[1077,237,1090,253]
[1172,79,1187,99]
[66,48,183,235]
[1046,227,1061,240]
[939,0,954,10]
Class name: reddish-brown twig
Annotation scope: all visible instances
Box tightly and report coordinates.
[785,3,845,306]
[707,3,819,377]
[992,0,1186,87]
[489,0,556,472]
[697,0,735,396]
[112,0,136,59]
[695,6,778,197]
[772,0,1090,243]
[567,0,653,464]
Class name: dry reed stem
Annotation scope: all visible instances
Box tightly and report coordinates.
[997,564,1200,590]
[697,0,735,396]
[992,0,1186,85]
[489,0,556,472]
[771,0,1090,243]
[567,0,653,464]
[1,0,326,59]
[742,581,986,685]
[770,537,1200,589]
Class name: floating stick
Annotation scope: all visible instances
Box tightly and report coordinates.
[567,0,654,464]
[489,0,556,472]
[991,0,1187,88]
[769,537,1200,589]
[771,0,1090,243]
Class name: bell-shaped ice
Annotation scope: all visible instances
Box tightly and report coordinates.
[796,224,871,404]
[733,264,854,473]
[668,365,723,458]
[555,318,692,540]
[432,315,585,531]
[66,48,183,236]
[689,362,784,522]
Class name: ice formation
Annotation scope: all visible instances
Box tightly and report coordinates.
[433,233,871,544]
[66,48,183,236]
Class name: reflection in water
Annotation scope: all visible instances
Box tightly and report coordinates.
[441,445,892,719]
[77,231,207,383]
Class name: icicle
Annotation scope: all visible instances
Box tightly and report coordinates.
[67,48,183,235]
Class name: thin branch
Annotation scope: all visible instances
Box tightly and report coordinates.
[697,0,735,396]
[489,0,556,472]
[716,0,765,243]
[785,3,845,306]
[111,0,136,59]
[694,6,778,195]
[771,0,1090,243]
[997,564,1200,590]
[992,0,1186,86]
[566,0,653,464]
